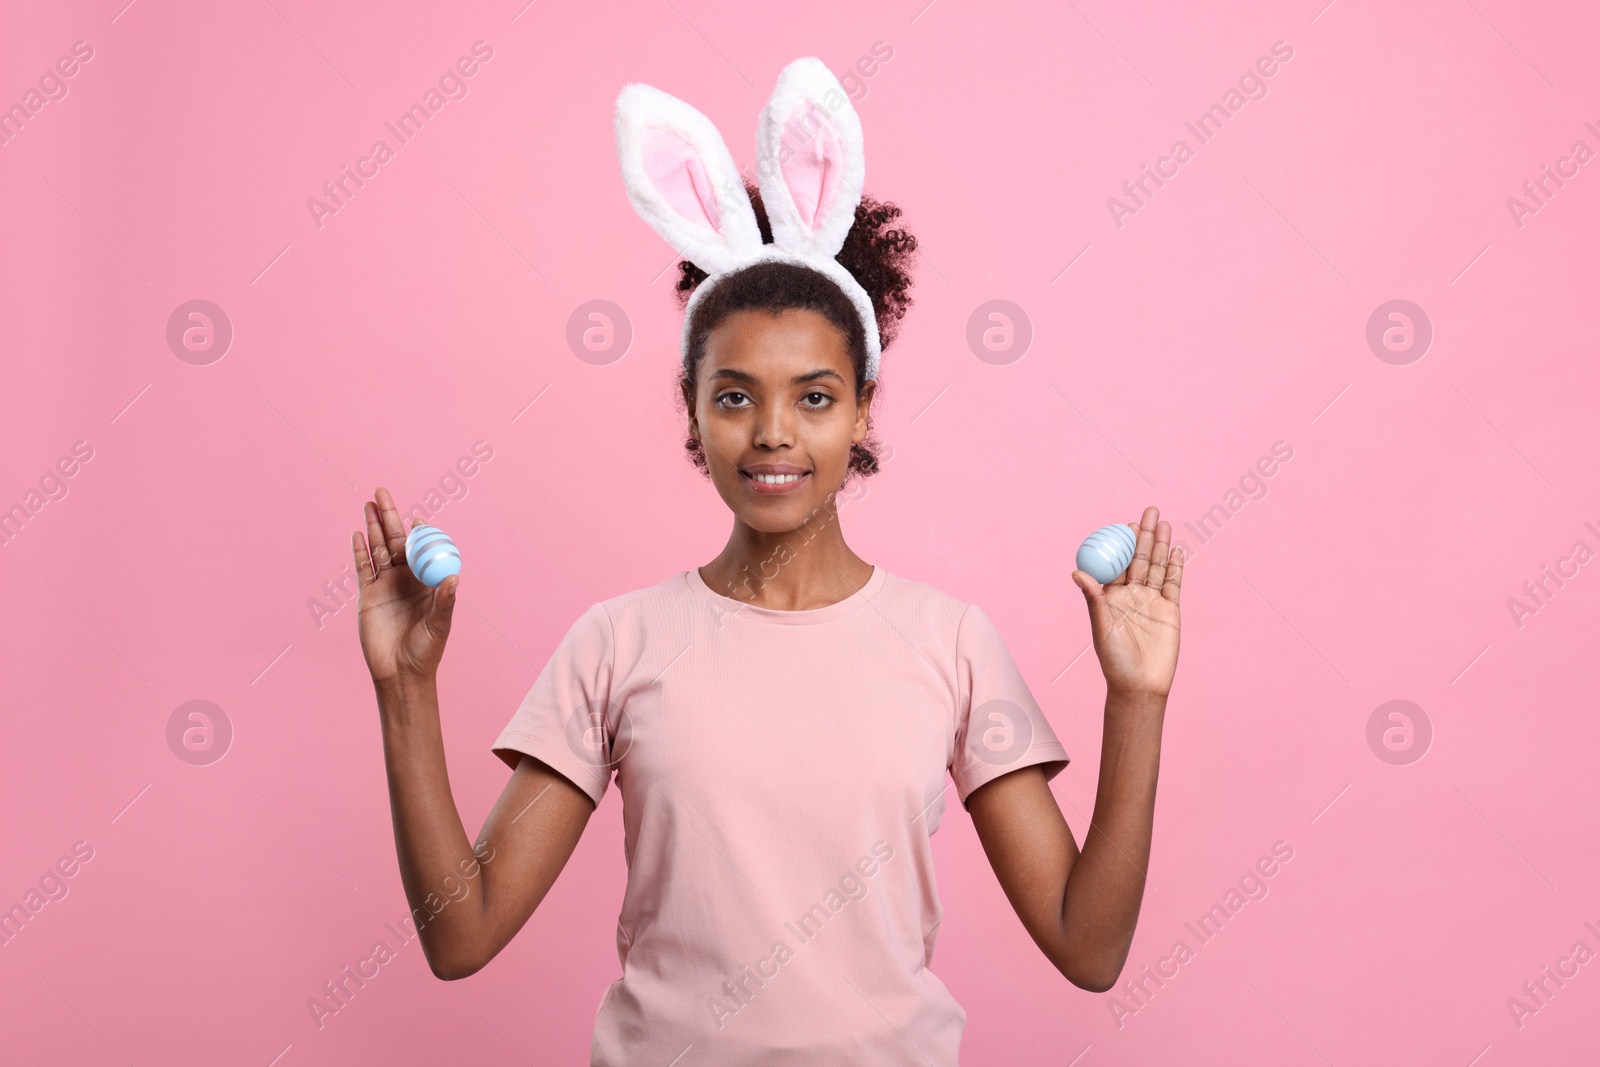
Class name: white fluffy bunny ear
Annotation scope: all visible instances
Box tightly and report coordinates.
[614,81,763,274]
[755,57,865,259]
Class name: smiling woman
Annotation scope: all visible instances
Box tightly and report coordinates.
[355,55,1183,1067]
[688,301,878,604]
[672,184,916,483]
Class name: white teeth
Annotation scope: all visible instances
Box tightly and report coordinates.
[753,473,801,484]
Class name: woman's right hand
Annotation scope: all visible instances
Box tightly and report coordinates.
[353,487,459,685]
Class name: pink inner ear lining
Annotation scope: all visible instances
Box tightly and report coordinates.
[777,102,842,232]
[641,125,721,232]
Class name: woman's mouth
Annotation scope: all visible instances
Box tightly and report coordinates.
[741,468,811,495]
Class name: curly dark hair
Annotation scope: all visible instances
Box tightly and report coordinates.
[672,181,917,479]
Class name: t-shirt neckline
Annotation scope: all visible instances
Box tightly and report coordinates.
[685,564,886,625]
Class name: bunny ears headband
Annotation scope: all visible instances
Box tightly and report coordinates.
[614,57,883,381]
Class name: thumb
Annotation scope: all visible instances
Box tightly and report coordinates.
[428,575,459,632]
[1070,568,1105,603]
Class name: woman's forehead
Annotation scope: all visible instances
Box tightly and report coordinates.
[702,308,852,376]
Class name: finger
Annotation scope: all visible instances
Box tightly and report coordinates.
[364,500,396,573]
[352,529,378,585]
[1162,545,1184,605]
[374,487,409,564]
[427,574,460,637]
[1071,568,1105,603]
[1071,568,1118,631]
[1107,522,1136,586]
[1123,507,1160,585]
[1145,520,1171,587]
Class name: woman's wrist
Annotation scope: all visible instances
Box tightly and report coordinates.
[374,671,441,728]
[1105,685,1169,708]
[1104,687,1169,733]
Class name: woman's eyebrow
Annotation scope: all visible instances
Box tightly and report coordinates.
[792,369,846,385]
[708,368,847,385]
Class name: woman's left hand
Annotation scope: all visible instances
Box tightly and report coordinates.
[1071,506,1183,699]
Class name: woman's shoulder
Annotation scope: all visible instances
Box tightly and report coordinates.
[878,570,1022,651]
[876,567,972,617]
[589,570,697,619]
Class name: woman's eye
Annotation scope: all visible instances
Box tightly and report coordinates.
[716,390,832,409]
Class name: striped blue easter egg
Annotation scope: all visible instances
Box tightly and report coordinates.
[405,523,461,588]
[1075,523,1137,585]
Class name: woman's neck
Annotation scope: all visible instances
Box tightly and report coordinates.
[699,509,873,611]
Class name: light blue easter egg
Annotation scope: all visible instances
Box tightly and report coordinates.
[405,523,461,588]
[1075,523,1137,585]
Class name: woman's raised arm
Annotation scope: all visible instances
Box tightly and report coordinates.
[357,487,596,980]
[967,506,1181,992]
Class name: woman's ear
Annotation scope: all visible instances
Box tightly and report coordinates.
[682,379,700,437]
[852,380,875,444]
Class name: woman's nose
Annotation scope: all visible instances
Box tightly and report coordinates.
[752,403,795,448]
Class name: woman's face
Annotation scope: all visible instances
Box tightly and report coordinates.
[686,308,874,534]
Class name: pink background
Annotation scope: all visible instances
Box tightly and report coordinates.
[3,0,1597,1063]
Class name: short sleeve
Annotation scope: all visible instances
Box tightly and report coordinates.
[491,602,618,807]
[950,603,1070,809]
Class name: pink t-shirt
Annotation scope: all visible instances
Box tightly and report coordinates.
[492,565,1069,1065]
